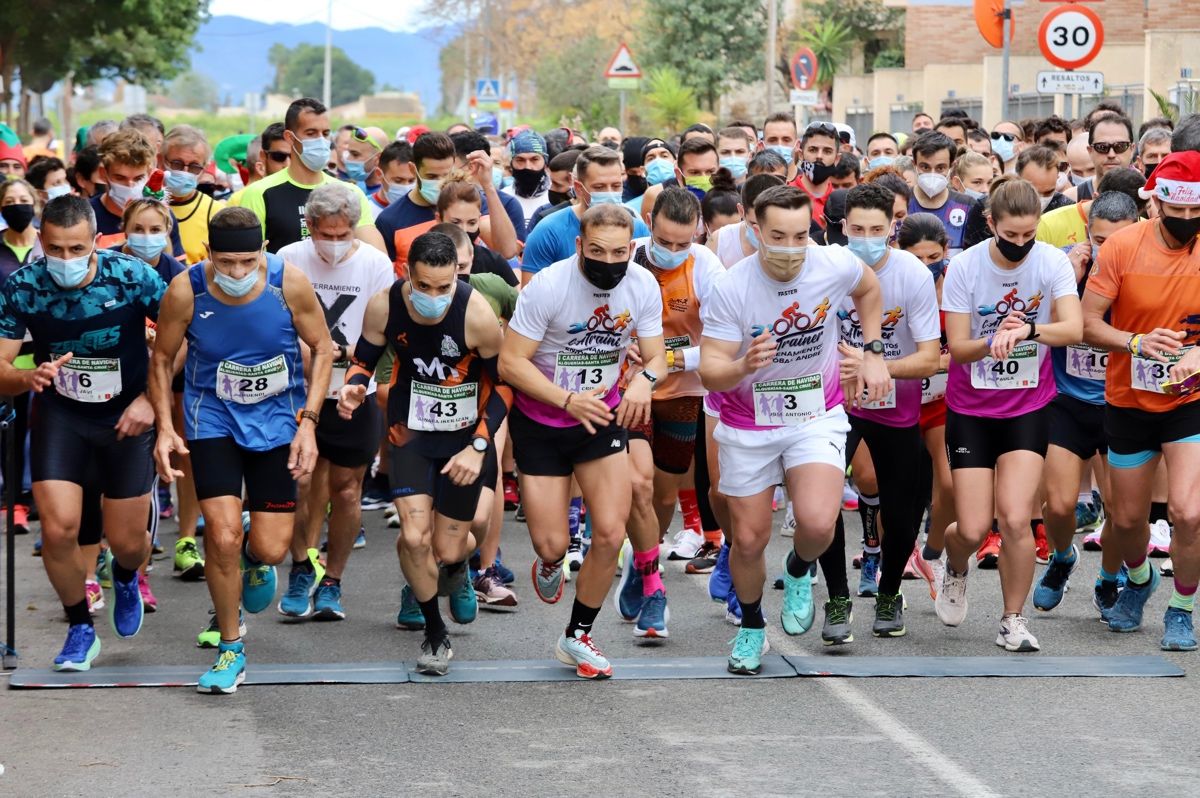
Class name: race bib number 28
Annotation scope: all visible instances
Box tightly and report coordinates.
[216,356,289,404]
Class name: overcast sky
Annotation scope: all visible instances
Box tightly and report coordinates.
[208,0,422,31]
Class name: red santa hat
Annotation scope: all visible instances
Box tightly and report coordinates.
[1140,150,1200,205]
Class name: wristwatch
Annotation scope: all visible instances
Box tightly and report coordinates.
[1026,321,1040,341]
[297,409,320,427]
[471,435,489,453]
[641,368,659,389]
[864,339,885,355]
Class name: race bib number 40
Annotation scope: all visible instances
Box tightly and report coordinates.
[54,357,122,403]
[408,382,478,431]
[216,356,289,404]
[971,342,1039,390]
[554,351,620,392]
[1066,345,1107,381]
[753,373,825,426]
[1132,347,1191,394]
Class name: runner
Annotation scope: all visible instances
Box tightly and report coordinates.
[700,184,891,674]
[935,178,1082,652]
[0,194,165,671]
[500,204,665,678]
[337,230,510,675]
[149,206,333,693]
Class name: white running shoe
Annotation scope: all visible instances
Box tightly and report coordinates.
[1148,519,1172,558]
[780,513,796,538]
[995,614,1040,652]
[935,566,969,626]
[772,485,786,512]
[1161,557,1175,577]
[666,527,704,561]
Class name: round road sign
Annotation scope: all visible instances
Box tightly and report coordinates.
[1038,3,1104,70]
[790,48,819,91]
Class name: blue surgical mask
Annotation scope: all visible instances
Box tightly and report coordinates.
[649,241,689,270]
[867,155,895,170]
[386,182,409,204]
[587,190,624,207]
[991,137,1015,164]
[46,250,93,288]
[744,221,760,249]
[720,157,748,179]
[768,145,794,166]
[296,135,332,172]
[127,232,167,262]
[214,266,259,297]
[164,170,198,197]
[927,258,947,279]
[343,159,370,181]
[645,158,676,186]
[45,184,72,200]
[418,176,441,204]
[964,188,987,201]
[492,166,509,190]
[846,235,890,266]
[411,288,451,319]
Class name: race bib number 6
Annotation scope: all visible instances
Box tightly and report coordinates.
[554,351,620,392]
[54,357,122,403]
[216,355,289,404]
[753,373,825,426]
[971,342,1039,390]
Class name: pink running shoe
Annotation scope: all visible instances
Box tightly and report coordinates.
[138,573,158,613]
[85,579,105,614]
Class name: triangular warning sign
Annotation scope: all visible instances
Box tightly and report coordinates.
[477,80,500,103]
[604,43,642,79]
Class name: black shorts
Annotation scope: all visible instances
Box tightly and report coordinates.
[30,397,156,499]
[945,406,1049,470]
[316,397,382,469]
[188,437,297,512]
[1047,394,1107,460]
[509,405,627,478]
[388,432,493,522]
[1105,401,1200,459]
[626,395,702,474]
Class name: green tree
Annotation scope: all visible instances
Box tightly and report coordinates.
[270,43,375,106]
[799,20,853,91]
[800,0,903,71]
[639,0,766,111]
[643,67,699,135]
[534,35,618,133]
[171,71,219,112]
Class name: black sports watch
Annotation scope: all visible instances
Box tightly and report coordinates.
[864,339,885,355]
[640,368,659,390]
[1026,321,1040,341]
[471,435,489,453]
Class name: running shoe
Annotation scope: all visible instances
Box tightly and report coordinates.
[448,566,478,624]
[532,556,565,604]
[1075,500,1102,533]
[197,640,246,694]
[96,549,111,588]
[139,572,158,613]
[473,567,518,608]
[725,590,742,625]
[514,503,526,523]
[995,615,1040,652]
[174,537,205,581]
[32,535,41,556]
[151,531,164,556]
[502,474,520,511]
[727,627,769,675]
[666,527,704,561]
[1034,523,1050,565]
[842,483,859,511]
[1107,567,1160,632]
[926,558,945,601]
[635,590,669,639]
[360,474,390,510]
[566,536,585,572]
[1161,607,1198,652]
[780,553,815,636]
[902,554,921,580]
[821,596,854,645]
[353,527,367,549]
[1093,578,1120,623]
[976,530,1001,569]
[935,566,969,626]
[1033,545,1078,612]
[384,504,400,528]
[907,549,938,600]
[54,624,100,672]
[105,551,143,638]
[396,585,425,630]
[1083,523,1104,551]
[241,557,277,615]
[708,543,732,602]
[772,485,785,512]
[1161,558,1174,577]
[615,540,644,620]
[312,580,346,620]
[493,552,515,585]
[780,512,796,538]
[9,504,29,535]
[1148,519,1172,558]
[197,609,246,648]
[157,482,174,520]
[685,541,720,574]
[556,631,613,679]
[417,632,454,676]
[85,579,105,614]
[278,565,317,619]
[873,592,906,637]
[857,552,880,598]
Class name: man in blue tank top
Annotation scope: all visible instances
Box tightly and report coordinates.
[149,206,334,694]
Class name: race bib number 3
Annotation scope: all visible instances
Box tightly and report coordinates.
[921,371,948,404]
[408,382,478,431]
[753,373,825,426]
[216,356,289,404]
[1132,347,1190,394]
[971,342,1039,390]
[554,351,620,393]
[54,357,122,403]
[1066,345,1107,381]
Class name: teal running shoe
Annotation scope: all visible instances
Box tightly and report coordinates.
[278,565,317,619]
[312,580,346,621]
[1107,567,1160,632]
[1161,607,1198,651]
[727,627,769,675]
[197,640,246,694]
[780,553,815,636]
[241,557,277,614]
[447,567,478,625]
[395,584,425,630]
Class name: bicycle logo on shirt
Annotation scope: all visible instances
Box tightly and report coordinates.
[978,288,1043,318]
[752,297,830,338]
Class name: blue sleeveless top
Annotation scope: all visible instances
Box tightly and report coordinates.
[183,253,305,450]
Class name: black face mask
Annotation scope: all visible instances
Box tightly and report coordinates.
[1144,162,1158,180]
[196,183,219,197]
[90,183,107,199]
[511,167,545,198]
[804,159,837,184]
[581,255,628,290]
[0,203,35,233]
[623,174,647,201]
[994,234,1036,263]
[548,189,572,206]
[468,229,480,244]
[1160,213,1200,248]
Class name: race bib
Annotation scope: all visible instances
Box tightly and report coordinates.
[753,373,825,426]
[216,356,289,404]
[407,381,478,431]
[665,335,692,350]
[860,387,897,410]
[554,351,620,393]
[1065,345,1107,381]
[53,357,122,403]
[971,342,1039,390]
[1131,347,1191,394]
[921,371,948,404]
[328,358,349,399]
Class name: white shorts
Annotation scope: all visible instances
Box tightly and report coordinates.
[714,406,850,497]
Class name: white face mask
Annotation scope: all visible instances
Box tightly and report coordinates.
[107,179,147,209]
[1056,170,1071,192]
[1039,194,1054,211]
[916,172,949,199]
[314,238,353,265]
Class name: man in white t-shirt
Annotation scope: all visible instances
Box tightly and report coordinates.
[700,185,891,675]
[277,182,394,621]
[500,204,667,679]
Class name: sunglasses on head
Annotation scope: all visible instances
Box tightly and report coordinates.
[806,122,839,139]
[990,131,1017,142]
[350,127,382,152]
[1091,141,1132,155]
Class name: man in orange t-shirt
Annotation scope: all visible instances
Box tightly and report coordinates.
[1082,150,1200,650]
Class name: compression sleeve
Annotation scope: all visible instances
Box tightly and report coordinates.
[472,353,513,440]
[346,336,386,387]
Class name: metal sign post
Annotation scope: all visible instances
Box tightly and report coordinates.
[2,399,18,669]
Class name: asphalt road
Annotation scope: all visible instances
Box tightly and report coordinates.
[1,502,1193,797]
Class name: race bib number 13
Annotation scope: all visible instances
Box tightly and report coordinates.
[554,351,620,392]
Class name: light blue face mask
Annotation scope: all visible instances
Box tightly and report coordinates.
[846,235,890,266]
[46,251,93,288]
[343,159,370,182]
[296,135,332,172]
[492,166,510,190]
[386,182,409,204]
[867,155,895,170]
[744,221,760,249]
[418,176,442,204]
[645,158,676,186]
[649,240,689,270]
[768,145,794,166]
[214,267,259,297]
[587,190,624,207]
[991,136,1015,164]
[720,157,748,179]
[164,170,198,197]
[45,183,72,200]
[410,288,451,319]
[127,232,167,262]
[964,188,987,201]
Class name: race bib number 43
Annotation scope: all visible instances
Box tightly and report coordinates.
[753,373,825,426]
[408,382,478,431]
[54,357,122,403]
[217,356,289,404]
[554,351,620,392]
[971,342,1039,390]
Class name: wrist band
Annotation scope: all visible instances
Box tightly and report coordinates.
[1129,334,1144,356]
[666,350,675,370]
[986,333,995,348]
[562,393,574,410]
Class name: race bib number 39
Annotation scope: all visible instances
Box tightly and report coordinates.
[1132,347,1190,394]
[408,381,478,431]
[1066,345,1107,381]
[217,356,289,404]
[54,357,122,403]
[921,371,948,404]
[753,373,825,426]
[554,351,620,392]
[971,342,1039,390]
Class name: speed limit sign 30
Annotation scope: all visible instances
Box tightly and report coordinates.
[1038,3,1104,70]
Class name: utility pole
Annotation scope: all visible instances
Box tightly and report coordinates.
[322,0,333,108]
[1000,0,1012,120]
[766,0,777,112]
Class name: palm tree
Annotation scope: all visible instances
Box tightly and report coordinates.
[799,20,853,91]
[643,66,700,135]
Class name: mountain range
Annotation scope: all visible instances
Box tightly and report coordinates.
[190,15,451,113]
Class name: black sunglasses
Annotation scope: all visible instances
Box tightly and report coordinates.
[806,122,839,139]
[1091,141,1132,155]
[990,132,1017,143]
[265,151,290,163]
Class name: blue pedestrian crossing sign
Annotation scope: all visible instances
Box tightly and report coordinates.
[476,79,501,105]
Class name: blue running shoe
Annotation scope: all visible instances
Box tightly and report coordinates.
[614,541,644,621]
[241,557,277,615]
[241,510,251,534]
[1162,607,1198,651]
[857,552,880,598]
[353,527,366,549]
[32,535,42,557]
[396,584,425,630]
[1107,567,1160,632]
[708,543,732,602]
[634,590,669,639]
[197,640,246,694]
[1033,545,1078,612]
[780,553,815,635]
[53,623,100,671]
[278,565,317,619]
[312,580,346,621]
[105,551,143,639]
[727,627,769,675]
[493,550,515,585]
[1093,578,1120,622]
[725,589,742,625]
[447,566,478,624]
